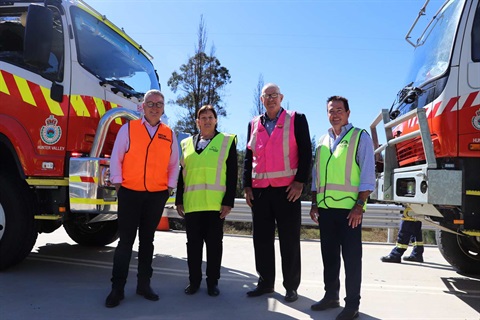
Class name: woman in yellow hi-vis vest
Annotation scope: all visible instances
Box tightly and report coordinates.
[175,105,237,297]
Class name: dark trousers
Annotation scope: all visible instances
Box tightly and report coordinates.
[318,208,362,310]
[185,210,225,287]
[391,219,424,257]
[111,187,169,289]
[251,186,301,291]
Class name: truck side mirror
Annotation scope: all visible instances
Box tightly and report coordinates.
[23,4,53,69]
[51,81,64,102]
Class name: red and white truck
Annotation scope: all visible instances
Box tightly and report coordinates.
[370,0,480,274]
[0,0,156,269]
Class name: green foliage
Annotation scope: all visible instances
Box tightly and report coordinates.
[167,17,231,135]
[168,52,231,135]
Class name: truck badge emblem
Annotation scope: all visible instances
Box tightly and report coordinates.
[40,115,62,145]
[472,109,480,131]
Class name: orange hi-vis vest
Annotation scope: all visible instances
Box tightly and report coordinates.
[248,110,298,188]
[122,119,173,191]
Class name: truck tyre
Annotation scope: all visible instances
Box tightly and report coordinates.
[0,174,37,270]
[436,229,480,275]
[63,219,119,246]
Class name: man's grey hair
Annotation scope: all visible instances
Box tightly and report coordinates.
[261,83,281,94]
[143,89,165,101]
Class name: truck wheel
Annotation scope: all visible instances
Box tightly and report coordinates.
[436,229,480,275]
[63,219,119,246]
[0,174,37,270]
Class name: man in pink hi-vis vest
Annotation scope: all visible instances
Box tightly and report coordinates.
[243,83,312,303]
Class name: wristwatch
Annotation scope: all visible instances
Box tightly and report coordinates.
[356,199,365,207]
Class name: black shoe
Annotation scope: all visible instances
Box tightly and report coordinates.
[184,284,200,295]
[105,289,124,308]
[380,254,401,263]
[207,285,220,297]
[246,286,274,297]
[403,255,424,262]
[136,286,159,301]
[284,290,298,302]
[336,308,359,320]
[311,298,340,311]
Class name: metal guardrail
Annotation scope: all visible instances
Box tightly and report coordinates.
[165,199,407,229]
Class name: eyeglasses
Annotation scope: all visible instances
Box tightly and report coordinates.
[262,93,280,100]
[144,101,164,108]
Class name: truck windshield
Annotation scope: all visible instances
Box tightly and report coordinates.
[70,7,159,96]
[405,0,464,87]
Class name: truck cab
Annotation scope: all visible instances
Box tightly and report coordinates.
[370,0,480,274]
[0,0,160,269]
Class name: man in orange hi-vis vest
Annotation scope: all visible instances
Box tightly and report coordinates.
[105,89,179,308]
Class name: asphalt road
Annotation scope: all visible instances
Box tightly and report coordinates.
[1,228,479,320]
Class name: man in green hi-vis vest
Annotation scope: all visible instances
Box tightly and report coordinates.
[309,96,375,320]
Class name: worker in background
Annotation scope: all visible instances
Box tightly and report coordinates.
[381,210,424,263]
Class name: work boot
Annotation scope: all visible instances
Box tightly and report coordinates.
[403,255,424,262]
[380,254,401,263]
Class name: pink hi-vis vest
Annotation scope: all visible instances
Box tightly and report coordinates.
[248,110,298,188]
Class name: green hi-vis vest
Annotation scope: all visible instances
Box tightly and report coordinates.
[180,133,236,213]
[315,127,365,210]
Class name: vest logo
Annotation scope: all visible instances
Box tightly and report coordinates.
[209,146,219,152]
[338,140,349,148]
[40,115,62,145]
[157,133,172,142]
[472,109,480,131]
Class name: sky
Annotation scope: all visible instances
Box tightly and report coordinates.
[88,0,444,148]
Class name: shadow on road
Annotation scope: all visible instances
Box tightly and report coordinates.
[441,276,480,314]
[0,241,331,320]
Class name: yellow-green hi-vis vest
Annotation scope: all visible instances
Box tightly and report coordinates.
[315,127,366,210]
[180,133,236,213]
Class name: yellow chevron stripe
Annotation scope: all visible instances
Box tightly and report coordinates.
[110,103,123,125]
[70,94,91,117]
[14,75,36,106]
[40,86,64,116]
[94,97,106,116]
[0,72,9,95]
[70,198,117,205]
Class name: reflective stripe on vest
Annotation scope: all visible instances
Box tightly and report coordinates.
[122,120,172,191]
[315,127,362,209]
[248,110,298,187]
[180,133,235,213]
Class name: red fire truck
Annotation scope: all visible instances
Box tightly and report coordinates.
[0,0,157,269]
[370,0,480,274]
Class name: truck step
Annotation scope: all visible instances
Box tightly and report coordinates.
[466,190,480,196]
[462,230,480,237]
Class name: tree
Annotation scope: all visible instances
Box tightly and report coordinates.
[251,74,264,117]
[168,16,231,135]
